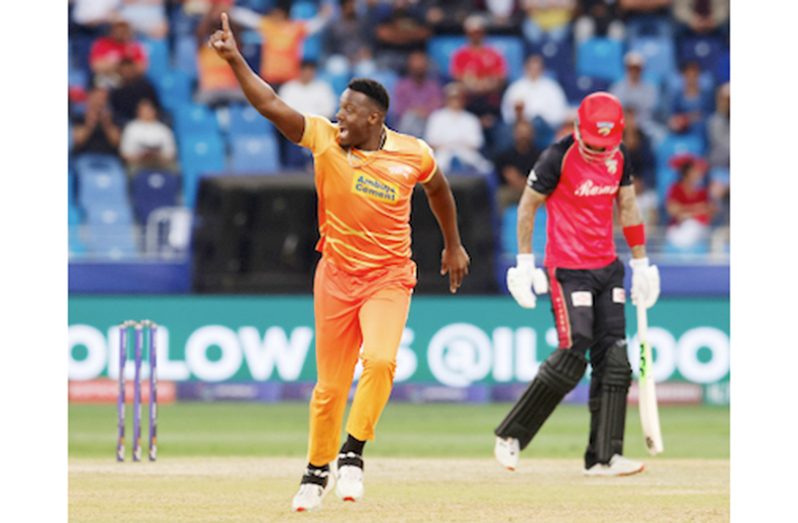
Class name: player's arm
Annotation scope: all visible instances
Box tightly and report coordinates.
[617,185,647,259]
[617,182,660,308]
[209,13,305,143]
[421,168,470,294]
[516,186,547,255]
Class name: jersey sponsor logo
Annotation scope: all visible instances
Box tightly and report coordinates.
[574,179,619,197]
[571,291,593,307]
[605,158,618,174]
[351,173,399,204]
[388,164,414,179]
[613,287,626,304]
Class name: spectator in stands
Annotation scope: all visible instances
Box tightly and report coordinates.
[618,0,673,40]
[482,0,524,31]
[109,58,160,125]
[574,0,626,42]
[425,0,477,34]
[665,153,716,249]
[196,2,246,105]
[622,109,656,189]
[89,17,147,88]
[425,83,493,175]
[707,83,730,226]
[323,0,374,66]
[450,14,508,124]
[120,99,177,173]
[374,0,432,72]
[668,61,713,135]
[278,61,337,118]
[392,50,445,138]
[500,55,569,129]
[520,0,577,46]
[672,0,729,38]
[493,120,541,211]
[633,176,660,229]
[118,0,169,40]
[71,87,121,157]
[231,2,332,86]
[610,51,663,142]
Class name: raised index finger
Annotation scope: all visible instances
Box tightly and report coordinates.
[221,12,231,33]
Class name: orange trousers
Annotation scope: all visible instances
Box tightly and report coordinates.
[307,257,416,466]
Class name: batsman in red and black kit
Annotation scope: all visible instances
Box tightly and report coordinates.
[493,93,661,476]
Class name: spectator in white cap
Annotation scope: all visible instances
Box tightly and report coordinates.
[610,51,664,143]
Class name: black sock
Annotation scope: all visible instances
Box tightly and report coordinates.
[340,434,366,456]
[307,462,329,472]
[301,462,330,486]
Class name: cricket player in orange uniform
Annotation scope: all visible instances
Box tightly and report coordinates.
[210,13,471,512]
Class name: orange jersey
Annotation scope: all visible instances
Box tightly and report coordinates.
[258,18,308,84]
[299,115,438,275]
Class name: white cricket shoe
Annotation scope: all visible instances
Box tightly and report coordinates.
[335,452,364,502]
[494,436,520,471]
[291,466,335,512]
[583,454,645,477]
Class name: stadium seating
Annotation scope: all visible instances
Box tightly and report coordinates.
[174,34,199,80]
[83,225,139,259]
[178,133,226,207]
[501,205,547,256]
[74,157,129,209]
[628,36,676,86]
[291,2,321,62]
[679,36,724,74]
[131,170,182,224]
[174,103,221,137]
[85,204,135,227]
[576,38,624,83]
[141,37,171,82]
[532,37,575,83]
[154,69,193,114]
[561,74,611,105]
[230,135,281,174]
[228,105,275,136]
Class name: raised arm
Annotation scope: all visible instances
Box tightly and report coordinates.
[209,13,305,143]
[421,168,470,293]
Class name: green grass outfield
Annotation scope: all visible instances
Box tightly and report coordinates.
[69,403,729,522]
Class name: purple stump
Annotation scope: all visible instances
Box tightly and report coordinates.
[132,324,143,462]
[116,323,128,462]
[148,322,158,461]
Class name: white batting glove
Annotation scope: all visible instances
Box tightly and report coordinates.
[630,257,660,309]
[506,254,549,309]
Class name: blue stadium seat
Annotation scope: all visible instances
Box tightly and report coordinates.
[73,154,126,179]
[155,69,193,114]
[141,37,171,82]
[85,204,135,227]
[84,225,139,259]
[230,135,281,173]
[68,203,82,226]
[533,37,575,82]
[174,34,198,80]
[715,49,730,84]
[532,116,555,150]
[291,2,321,61]
[655,133,705,196]
[228,104,275,136]
[561,74,611,105]
[77,170,128,208]
[628,36,675,86]
[178,133,226,207]
[69,226,87,256]
[576,38,624,83]
[370,69,399,97]
[131,170,182,224]
[679,36,723,74]
[175,103,221,137]
[427,36,525,81]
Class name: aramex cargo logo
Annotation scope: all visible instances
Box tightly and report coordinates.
[352,173,398,204]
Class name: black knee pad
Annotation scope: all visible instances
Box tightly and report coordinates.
[495,349,587,450]
[592,340,632,463]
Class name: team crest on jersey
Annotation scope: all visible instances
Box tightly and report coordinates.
[604,157,618,174]
[352,173,399,204]
[596,121,615,136]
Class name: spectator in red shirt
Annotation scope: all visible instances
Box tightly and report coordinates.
[450,14,508,125]
[89,17,147,88]
[665,153,716,249]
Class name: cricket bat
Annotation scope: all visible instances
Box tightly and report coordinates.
[637,303,664,455]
